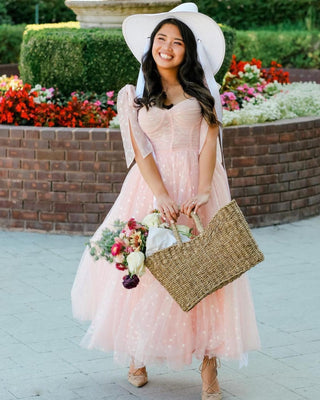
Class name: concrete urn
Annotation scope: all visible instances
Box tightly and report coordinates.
[65,0,181,28]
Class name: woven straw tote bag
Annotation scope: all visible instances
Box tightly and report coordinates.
[145,200,264,312]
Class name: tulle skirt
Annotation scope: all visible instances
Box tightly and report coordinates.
[71,156,260,370]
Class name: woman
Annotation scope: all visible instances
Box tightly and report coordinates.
[71,4,260,399]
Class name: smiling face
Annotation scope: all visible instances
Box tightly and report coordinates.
[151,23,186,74]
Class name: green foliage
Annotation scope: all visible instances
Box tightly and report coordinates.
[4,0,76,25]
[0,24,25,64]
[194,0,320,30]
[20,24,235,95]
[0,2,12,24]
[234,30,320,69]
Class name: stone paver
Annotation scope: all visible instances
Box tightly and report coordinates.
[0,214,319,400]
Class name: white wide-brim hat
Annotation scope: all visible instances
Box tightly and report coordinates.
[122,2,225,75]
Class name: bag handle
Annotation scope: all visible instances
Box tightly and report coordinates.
[170,211,204,246]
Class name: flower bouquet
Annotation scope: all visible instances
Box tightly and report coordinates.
[88,211,192,289]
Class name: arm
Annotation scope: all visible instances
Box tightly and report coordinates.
[181,124,219,216]
[130,127,179,222]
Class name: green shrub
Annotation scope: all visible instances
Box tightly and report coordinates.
[0,24,26,64]
[234,30,320,69]
[19,24,235,95]
[195,0,320,30]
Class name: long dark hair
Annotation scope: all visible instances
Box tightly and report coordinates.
[135,18,218,126]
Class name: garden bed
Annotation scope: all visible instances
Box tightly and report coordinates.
[0,116,319,234]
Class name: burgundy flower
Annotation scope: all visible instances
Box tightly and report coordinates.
[127,218,137,230]
[122,274,140,289]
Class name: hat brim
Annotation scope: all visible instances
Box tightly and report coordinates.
[122,10,225,75]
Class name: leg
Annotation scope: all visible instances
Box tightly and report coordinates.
[201,356,222,400]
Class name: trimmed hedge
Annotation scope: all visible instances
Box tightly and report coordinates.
[195,0,320,30]
[19,24,235,95]
[0,24,26,64]
[234,30,320,69]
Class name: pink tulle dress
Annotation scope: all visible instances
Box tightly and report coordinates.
[71,84,260,370]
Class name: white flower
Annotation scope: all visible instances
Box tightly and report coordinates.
[109,115,119,128]
[142,212,162,228]
[127,251,146,276]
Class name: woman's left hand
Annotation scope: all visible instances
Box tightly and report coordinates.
[180,192,210,217]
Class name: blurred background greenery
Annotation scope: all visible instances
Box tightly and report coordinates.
[0,0,75,25]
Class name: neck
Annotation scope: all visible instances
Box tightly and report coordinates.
[158,69,180,91]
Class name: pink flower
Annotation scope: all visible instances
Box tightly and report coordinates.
[111,242,123,256]
[94,100,101,106]
[106,91,114,98]
[115,237,125,245]
[237,86,244,92]
[227,92,236,100]
[247,88,255,95]
[83,100,89,105]
[107,100,115,105]
[126,246,134,253]
[122,226,134,237]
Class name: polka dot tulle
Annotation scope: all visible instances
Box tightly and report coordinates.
[71,85,260,370]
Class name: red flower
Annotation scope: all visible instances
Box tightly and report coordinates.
[111,242,123,256]
[115,263,126,271]
[0,82,117,128]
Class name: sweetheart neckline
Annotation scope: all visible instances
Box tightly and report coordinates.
[158,97,196,111]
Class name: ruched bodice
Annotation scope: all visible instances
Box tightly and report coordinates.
[138,98,202,153]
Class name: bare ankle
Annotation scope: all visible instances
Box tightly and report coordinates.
[201,357,220,394]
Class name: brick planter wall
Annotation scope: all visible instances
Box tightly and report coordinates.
[0,116,319,234]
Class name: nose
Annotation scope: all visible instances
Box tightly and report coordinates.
[162,40,172,51]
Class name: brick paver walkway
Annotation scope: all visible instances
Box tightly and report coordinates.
[1,215,319,399]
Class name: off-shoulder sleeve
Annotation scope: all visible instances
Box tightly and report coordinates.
[117,84,153,168]
[199,117,223,165]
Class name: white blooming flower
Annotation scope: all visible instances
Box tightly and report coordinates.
[142,212,162,228]
[127,251,146,276]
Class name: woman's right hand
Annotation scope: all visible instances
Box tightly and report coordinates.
[155,194,180,223]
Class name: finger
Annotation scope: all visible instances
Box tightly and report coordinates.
[173,204,180,218]
[167,206,177,222]
[185,204,194,217]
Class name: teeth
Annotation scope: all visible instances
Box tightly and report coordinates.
[160,53,173,60]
